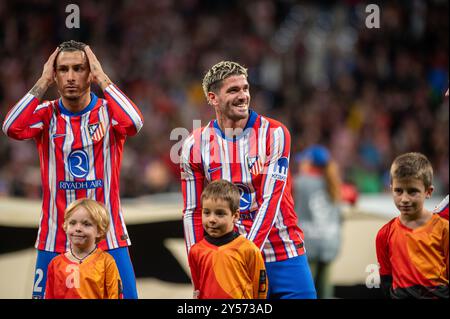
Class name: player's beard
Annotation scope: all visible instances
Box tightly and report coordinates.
[63,85,90,101]
[226,101,249,122]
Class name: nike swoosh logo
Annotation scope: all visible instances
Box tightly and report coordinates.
[52,133,66,139]
[208,166,222,174]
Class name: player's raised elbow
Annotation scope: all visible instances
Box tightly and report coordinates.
[135,117,144,133]
[126,119,143,136]
[2,122,19,139]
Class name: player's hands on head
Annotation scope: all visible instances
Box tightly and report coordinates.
[40,47,59,87]
[84,45,112,90]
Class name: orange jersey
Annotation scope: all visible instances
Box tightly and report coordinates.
[45,249,122,299]
[188,235,267,299]
[376,214,449,298]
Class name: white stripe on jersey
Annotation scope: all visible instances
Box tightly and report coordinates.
[117,206,130,246]
[106,85,143,132]
[219,137,231,180]
[247,127,284,243]
[181,135,197,251]
[30,122,43,129]
[262,239,277,262]
[35,209,45,249]
[274,208,296,258]
[238,134,257,212]
[45,113,58,251]
[63,114,75,205]
[236,223,248,236]
[111,93,130,245]
[201,127,211,181]
[102,104,119,249]
[80,112,96,201]
[2,93,34,134]
[63,115,75,252]
[434,194,449,212]
[33,102,51,113]
[259,117,269,168]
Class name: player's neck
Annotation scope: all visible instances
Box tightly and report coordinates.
[399,209,433,229]
[216,115,249,138]
[68,243,97,262]
[61,91,92,114]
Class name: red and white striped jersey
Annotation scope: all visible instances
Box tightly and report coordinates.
[2,84,143,253]
[181,110,305,262]
[434,195,449,220]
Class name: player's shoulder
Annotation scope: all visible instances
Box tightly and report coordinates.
[260,114,286,129]
[100,249,115,260]
[48,253,66,267]
[190,239,206,254]
[432,212,449,229]
[377,217,398,238]
[99,250,119,266]
[237,235,259,251]
[182,122,212,146]
[260,114,290,137]
[35,99,57,113]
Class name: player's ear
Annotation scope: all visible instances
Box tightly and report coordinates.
[233,210,240,223]
[96,227,105,242]
[425,185,434,199]
[96,233,103,243]
[207,92,217,106]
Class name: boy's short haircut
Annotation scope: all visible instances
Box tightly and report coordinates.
[202,61,248,101]
[201,180,240,213]
[390,152,433,189]
[63,198,110,243]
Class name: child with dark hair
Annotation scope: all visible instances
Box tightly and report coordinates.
[188,179,267,299]
[376,152,448,299]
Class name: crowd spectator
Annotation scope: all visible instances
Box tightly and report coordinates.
[0,0,448,198]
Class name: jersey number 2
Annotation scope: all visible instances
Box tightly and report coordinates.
[33,269,44,293]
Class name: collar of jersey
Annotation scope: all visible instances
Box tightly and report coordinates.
[213,109,258,141]
[58,93,98,116]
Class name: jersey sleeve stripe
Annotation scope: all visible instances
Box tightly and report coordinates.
[105,85,143,132]
[2,93,35,134]
[30,121,44,129]
[181,136,197,251]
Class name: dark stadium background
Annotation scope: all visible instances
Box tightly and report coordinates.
[0,0,448,300]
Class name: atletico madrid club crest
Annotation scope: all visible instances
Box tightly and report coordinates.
[247,155,263,175]
[88,122,105,142]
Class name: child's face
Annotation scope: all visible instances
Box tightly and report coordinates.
[202,198,239,238]
[66,207,100,249]
[391,177,433,218]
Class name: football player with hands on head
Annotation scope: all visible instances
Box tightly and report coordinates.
[2,40,143,299]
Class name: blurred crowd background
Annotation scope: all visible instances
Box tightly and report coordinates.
[0,0,448,199]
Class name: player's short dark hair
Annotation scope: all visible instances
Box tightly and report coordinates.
[55,40,87,67]
[390,152,433,189]
[58,40,87,52]
[202,61,248,103]
[201,180,240,212]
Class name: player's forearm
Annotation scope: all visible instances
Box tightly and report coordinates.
[97,73,113,91]
[29,77,51,100]
[249,184,283,247]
